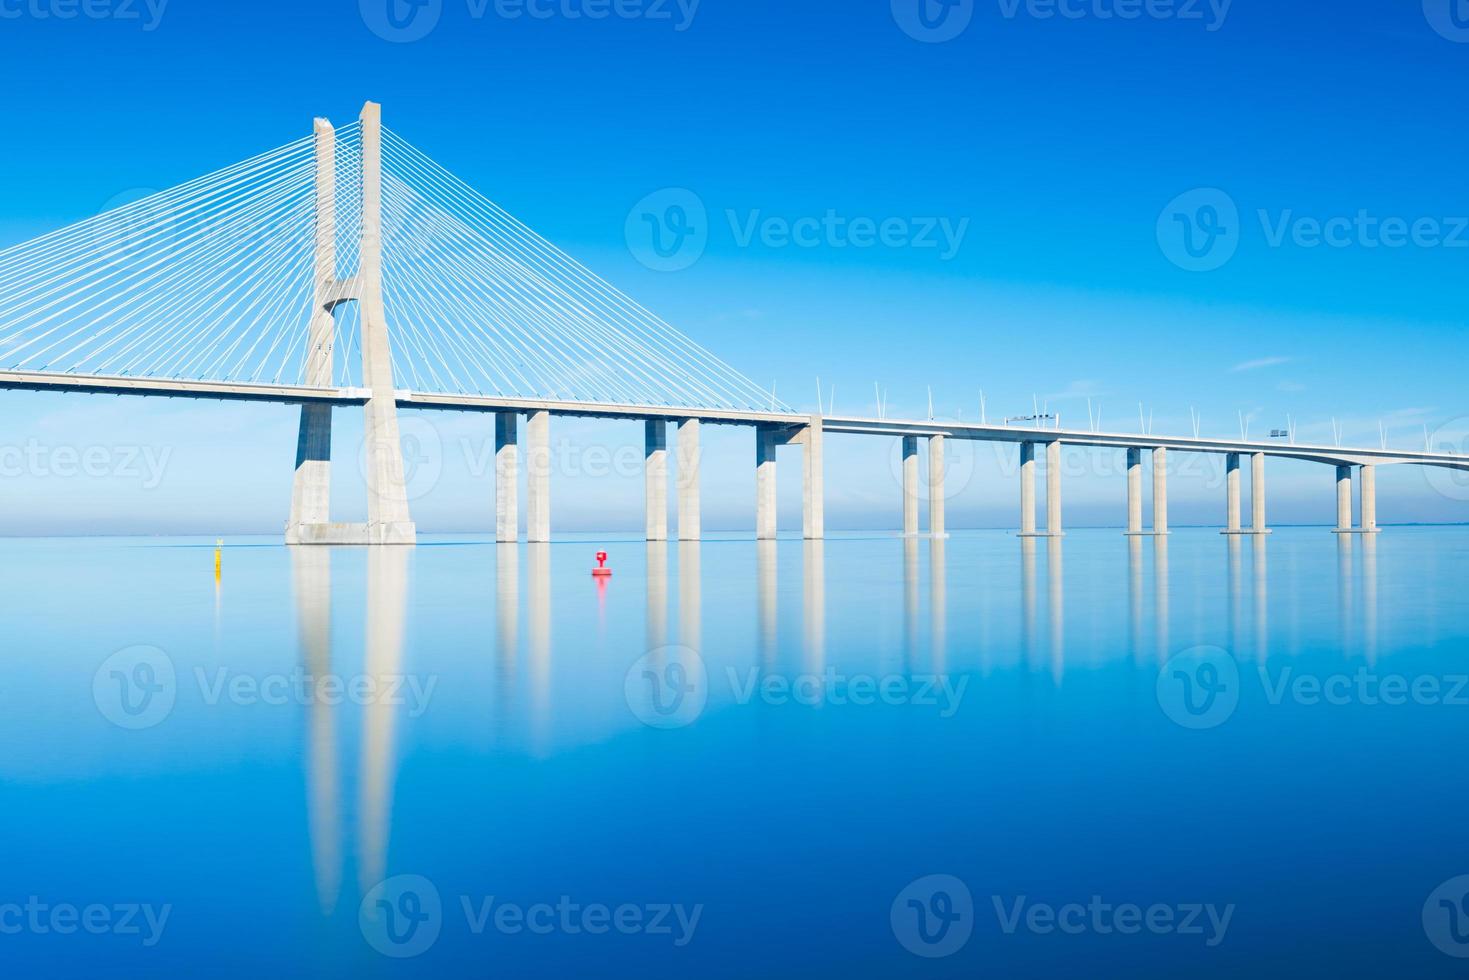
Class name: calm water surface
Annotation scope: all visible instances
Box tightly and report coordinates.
[2,528,1468,977]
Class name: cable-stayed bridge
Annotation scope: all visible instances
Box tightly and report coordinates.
[0,102,1462,543]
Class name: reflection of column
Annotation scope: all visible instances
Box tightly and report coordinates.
[756,540,777,669]
[527,544,551,747]
[903,537,919,671]
[678,541,701,652]
[1046,537,1063,683]
[358,546,409,892]
[1252,536,1268,661]
[1337,534,1354,653]
[1126,448,1143,535]
[1021,537,1038,667]
[292,547,339,915]
[1227,536,1244,656]
[902,436,920,537]
[495,543,518,736]
[803,541,825,674]
[1153,537,1170,663]
[1127,536,1144,664]
[1363,534,1378,665]
[930,537,947,674]
[646,542,668,652]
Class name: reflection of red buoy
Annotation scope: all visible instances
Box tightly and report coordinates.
[592,551,612,577]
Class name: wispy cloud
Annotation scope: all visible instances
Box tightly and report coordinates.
[1230,356,1292,373]
[1043,379,1105,401]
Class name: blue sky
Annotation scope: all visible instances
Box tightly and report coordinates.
[0,0,1467,533]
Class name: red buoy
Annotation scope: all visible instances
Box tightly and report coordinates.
[592,551,612,577]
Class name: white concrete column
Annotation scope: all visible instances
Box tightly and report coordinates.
[803,417,824,540]
[1251,452,1267,533]
[1046,439,1062,536]
[928,434,946,539]
[1361,464,1378,532]
[756,426,777,540]
[645,420,668,542]
[676,419,701,541]
[287,119,338,542]
[494,412,518,543]
[1020,442,1037,535]
[1225,453,1241,533]
[1336,465,1353,532]
[902,435,920,537]
[1152,447,1169,535]
[357,101,414,544]
[526,409,551,543]
[1126,447,1143,535]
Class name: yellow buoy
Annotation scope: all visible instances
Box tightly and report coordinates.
[214,538,222,581]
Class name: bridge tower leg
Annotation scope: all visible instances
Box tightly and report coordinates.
[495,412,518,542]
[927,433,945,539]
[1152,447,1169,535]
[676,419,701,540]
[645,420,668,541]
[901,435,920,537]
[756,426,778,540]
[804,416,824,540]
[357,102,416,545]
[1125,447,1144,535]
[286,119,339,545]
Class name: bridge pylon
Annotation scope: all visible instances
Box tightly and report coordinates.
[286,102,416,545]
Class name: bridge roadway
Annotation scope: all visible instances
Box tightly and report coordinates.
[0,368,1459,471]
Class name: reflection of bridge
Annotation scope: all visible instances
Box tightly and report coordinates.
[0,101,1462,542]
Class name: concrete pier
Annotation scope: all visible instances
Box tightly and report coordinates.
[756,426,777,540]
[1251,452,1269,534]
[1224,453,1242,533]
[1152,447,1169,535]
[1125,447,1143,535]
[902,435,920,537]
[526,409,550,542]
[928,433,946,539]
[1020,442,1037,536]
[1361,463,1378,532]
[645,420,668,541]
[1335,464,1353,533]
[1335,463,1380,534]
[1046,440,1062,536]
[676,419,700,541]
[804,417,825,540]
[494,412,518,542]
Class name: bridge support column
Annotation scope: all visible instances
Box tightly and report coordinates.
[287,406,333,541]
[645,420,668,542]
[756,426,777,540]
[676,419,700,541]
[1251,452,1270,534]
[1334,465,1353,533]
[1361,464,1378,532]
[1046,439,1063,536]
[902,435,920,537]
[928,433,946,539]
[1152,447,1169,535]
[1125,447,1144,535]
[1019,442,1036,535]
[1223,453,1242,533]
[804,417,824,540]
[495,413,518,543]
[527,409,551,543]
